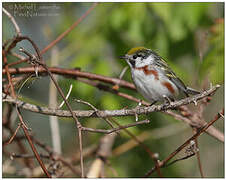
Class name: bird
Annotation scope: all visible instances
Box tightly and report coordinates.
[120,47,200,106]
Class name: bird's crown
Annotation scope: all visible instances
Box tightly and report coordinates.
[127,47,148,55]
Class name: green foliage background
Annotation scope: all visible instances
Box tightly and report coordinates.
[3,2,224,177]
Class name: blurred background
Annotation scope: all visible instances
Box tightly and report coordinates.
[2,2,224,177]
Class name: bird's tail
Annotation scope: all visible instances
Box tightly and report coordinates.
[186,87,200,95]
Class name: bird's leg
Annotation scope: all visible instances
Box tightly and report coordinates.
[134,100,143,121]
[162,95,174,110]
[150,100,157,106]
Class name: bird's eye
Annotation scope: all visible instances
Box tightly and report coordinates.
[133,55,137,59]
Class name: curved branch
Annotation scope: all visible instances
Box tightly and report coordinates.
[3,8,21,36]
[3,66,136,90]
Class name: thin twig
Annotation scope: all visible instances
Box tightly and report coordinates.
[11,153,50,159]
[110,118,163,177]
[112,66,129,90]
[163,153,195,168]
[3,50,44,171]
[3,8,21,36]
[19,47,85,177]
[112,123,188,156]
[74,98,118,134]
[195,135,204,178]
[32,136,81,176]
[16,108,51,177]
[144,109,224,177]
[6,3,97,67]
[40,3,98,54]
[3,51,16,98]
[5,123,21,145]
[78,129,84,177]
[3,105,34,169]
[81,119,150,134]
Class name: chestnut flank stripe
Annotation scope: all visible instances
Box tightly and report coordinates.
[162,81,175,94]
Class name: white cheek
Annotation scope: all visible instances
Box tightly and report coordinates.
[135,56,154,68]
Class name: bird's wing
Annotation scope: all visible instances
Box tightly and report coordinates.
[155,58,189,96]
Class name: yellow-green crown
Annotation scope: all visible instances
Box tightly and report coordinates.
[127,47,148,55]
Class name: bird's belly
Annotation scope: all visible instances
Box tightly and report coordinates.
[132,70,178,102]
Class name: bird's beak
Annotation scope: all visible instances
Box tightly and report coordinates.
[119,55,128,60]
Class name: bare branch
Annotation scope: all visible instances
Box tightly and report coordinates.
[74,98,119,134]
[40,3,98,54]
[144,109,224,177]
[193,130,204,177]
[3,85,220,118]
[5,123,21,145]
[81,119,150,134]
[3,49,50,177]
[3,66,136,90]
[163,153,195,168]
[7,67,221,142]
[3,8,21,36]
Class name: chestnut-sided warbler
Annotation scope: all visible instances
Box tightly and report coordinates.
[120,47,200,105]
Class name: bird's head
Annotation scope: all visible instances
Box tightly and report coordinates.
[119,47,155,68]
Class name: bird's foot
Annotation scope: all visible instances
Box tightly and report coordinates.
[162,95,174,110]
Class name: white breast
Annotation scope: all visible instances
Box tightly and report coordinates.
[131,68,179,103]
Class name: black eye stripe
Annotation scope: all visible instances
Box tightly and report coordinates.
[133,55,137,59]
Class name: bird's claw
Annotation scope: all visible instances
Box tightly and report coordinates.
[162,95,173,110]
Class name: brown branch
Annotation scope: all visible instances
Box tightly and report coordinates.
[194,135,204,177]
[3,50,50,176]
[32,137,81,176]
[41,3,98,54]
[74,97,161,176]
[3,78,223,143]
[178,105,224,142]
[11,153,50,159]
[110,118,163,177]
[5,123,21,145]
[163,152,195,168]
[3,104,34,169]
[144,109,224,177]
[71,79,224,143]
[81,119,150,134]
[3,51,16,97]
[76,78,223,143]
[3,67,223,142]
[3,66,136,90]
[4,67,223,141]
[4,3,97,68]
[19,45,85,177]
[16,108,51,177]
[74,98,120,136]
